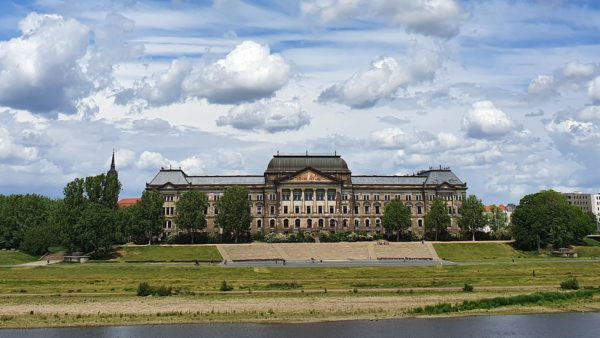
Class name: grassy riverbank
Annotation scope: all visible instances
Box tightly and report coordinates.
[0,251,38,265]
[112,245,222,262]
[1,259,600,328]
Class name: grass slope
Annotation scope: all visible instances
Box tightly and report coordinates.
[114,245,222,262]
[0,251,38,265]
[433,243,533,262]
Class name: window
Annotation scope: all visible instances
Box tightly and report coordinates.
[165,195,174,202]
[374,194,380,201]
[318,219,324,228]
[375,219,381,227]
[295,219,301,228]
[214,207,218,215]
[343,194,349,200]
[343,219,348,227]
[406,195,412,201]
[342,206,348,214]
[282,192,290,201]
[257,194,263,201]
[270,205,275,215]
[257,205,263,215]
[354,219,360,227]
[448,206,453,214]
[364,206,370,214]
[354,206,359,214]
[283,206,288,214]
[203,207,208,215]
[304,191,313,200]
[327,191,336,201]
[295,206,300,214]
[163,207,174,215]
[270,219,275,228]
[330,219,336,227]
[283,219,289,228]
[384,194,390,201]
[307,219,313,228]
[164,220,172,229]
[329,206,334,214]
[316,191,325,201]
[257,220,262,228]
[417,206,422,214]
[215,194,221,201]
[293,191,302,201]
[394,194,401,200]
[306,206,312,214]
[363,194,369,201]
[318,206,323,214]
[269,194,277,201]
[416,194,422,201]
[375,206,380,214]
[365,219,370,228]
[418,219,423,227]
[353,194,359,201]
[248,194,252,200]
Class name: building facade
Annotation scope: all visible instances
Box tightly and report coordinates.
[146,154,468,236]
[562,192,600,232]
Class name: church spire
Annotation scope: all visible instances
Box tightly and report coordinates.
[107,149,118,178]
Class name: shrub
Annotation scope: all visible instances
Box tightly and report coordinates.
[137,282,153,296]
[220,281,233,292]
[560,277,580,290]
[463,283,474,292]
[154,285,173,297]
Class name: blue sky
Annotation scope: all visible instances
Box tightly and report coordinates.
[1,0,600,204]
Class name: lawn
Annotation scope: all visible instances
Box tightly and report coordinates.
[114,245,222,262]
[0,251,38,265]
[433,243,534,262]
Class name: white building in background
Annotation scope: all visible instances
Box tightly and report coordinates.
[562,192,600,232]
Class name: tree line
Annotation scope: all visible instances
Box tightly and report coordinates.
[1,171,596,257]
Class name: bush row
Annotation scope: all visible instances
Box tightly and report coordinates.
[413,290,595,315]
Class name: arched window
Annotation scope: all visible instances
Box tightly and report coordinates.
[365,219,370,228]
[354,219,360,227]
[257,219,262,228]
[295,219,301,228]
[329,219,336,227]
[164,220,172,229]
[283,219,289,228]
[375,218,381,227]
[270,219,275,228]
[307,219,313,228]
[343,219,348,227]
[318,219,324,228]
[418,219,423,228]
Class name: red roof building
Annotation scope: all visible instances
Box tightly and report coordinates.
[118,198,140,208]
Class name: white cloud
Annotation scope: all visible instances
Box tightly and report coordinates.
[136,151,169,170]
[588,76,600,103]
[106,148,136,169]
[527,75,555,97]
[0,13,91,114]
[216,99,310,133]
[119,40,291,107]
[461,101,517,139]
[301,0,468,38]
[375,0,468,38]
[0,127,38,162]
[562,61,596,79]
[178,156,205,174]
[318,49,439,108]
[577,105,600,121]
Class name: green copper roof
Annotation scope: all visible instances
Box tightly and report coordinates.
[266,154,350,172]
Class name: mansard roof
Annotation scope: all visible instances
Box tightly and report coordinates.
[266,153,350,173]
[147,169,264,187]
[417,169,464,185]
[351,176,426,185]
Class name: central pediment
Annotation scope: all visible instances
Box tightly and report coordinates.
[283,168,336,183]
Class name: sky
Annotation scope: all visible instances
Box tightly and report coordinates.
[0,0,600,204]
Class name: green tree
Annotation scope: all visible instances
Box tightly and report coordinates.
[130,190,165,245]
[458,195,485,241]
[425,198,451,241]
[382,199,412,241]
[486,205,508,233]
[215,186,251,243]
[512,190,596,251]
[175,190,207,244]
[76,203,118,258]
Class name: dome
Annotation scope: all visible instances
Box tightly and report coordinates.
[266,154,350,173]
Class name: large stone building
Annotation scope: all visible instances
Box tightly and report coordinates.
[146,153,468,236]
[562,192,600,231]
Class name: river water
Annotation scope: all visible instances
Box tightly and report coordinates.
[2,312,598,338]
